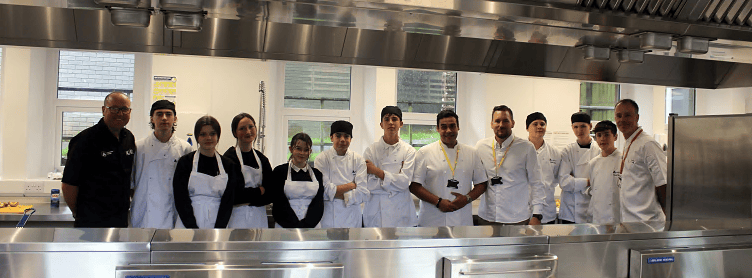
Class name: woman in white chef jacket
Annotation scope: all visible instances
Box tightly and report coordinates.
[223,113,273,228]
[272,132,325,228]
[173,116,244,228]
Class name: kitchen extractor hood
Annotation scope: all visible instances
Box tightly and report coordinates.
[1,0,751,89]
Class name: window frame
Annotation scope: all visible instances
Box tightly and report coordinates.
[396,69,459,115]
[51,50,138,171]
[665,87,696,124]
[274,61,361,166]
[579,82,621,122]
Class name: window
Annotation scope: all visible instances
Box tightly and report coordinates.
[400,124,438,150]
[287,120,334,163]
[55,50,136,169]
[397,70,457,113]
[580,82,620,122]
[284,62,351,110]
[666,87,695,120]
[57,50,134,100]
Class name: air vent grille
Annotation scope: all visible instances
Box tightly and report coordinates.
[578,0,752,27]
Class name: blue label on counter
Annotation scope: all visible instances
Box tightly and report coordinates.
[647,256,675,264]
[125,276,169,278]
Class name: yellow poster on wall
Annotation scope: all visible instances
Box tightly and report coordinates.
[152,76,177,104]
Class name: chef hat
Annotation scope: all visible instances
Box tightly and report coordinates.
[592,120,617,135]
[381,106,402,121]
[571,112,591,124]
[150,100,176,116]
[330,120,353,137]
[526,112,547,129]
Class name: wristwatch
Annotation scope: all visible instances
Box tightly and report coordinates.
[435,198,443,208]
[532,214,543,221]
[465,194,473,202]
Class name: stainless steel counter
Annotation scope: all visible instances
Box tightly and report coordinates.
[1,220,752,277]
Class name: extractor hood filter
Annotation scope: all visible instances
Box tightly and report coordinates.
[110,8,151,28]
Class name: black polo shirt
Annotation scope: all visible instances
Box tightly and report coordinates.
[62,118,136,228]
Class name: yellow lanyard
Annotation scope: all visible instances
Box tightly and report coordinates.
[491,137,515,176]
[620,129,643,174]
[440,142,460,179]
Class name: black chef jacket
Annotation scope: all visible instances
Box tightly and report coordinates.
[62,118,136,228]
[223,146,274,207]
[271,163,325,228]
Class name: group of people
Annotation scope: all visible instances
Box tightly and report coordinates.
[61,91,667,229]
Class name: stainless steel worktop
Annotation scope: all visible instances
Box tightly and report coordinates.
[0,203,73,222]
[1,219,752,277]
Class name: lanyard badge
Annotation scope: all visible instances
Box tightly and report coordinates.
[440,143,460,189]
[489,137,514,186]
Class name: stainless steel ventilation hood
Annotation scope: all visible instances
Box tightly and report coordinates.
[2,0,752,89]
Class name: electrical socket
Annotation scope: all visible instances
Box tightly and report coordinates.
[24,182,44,194]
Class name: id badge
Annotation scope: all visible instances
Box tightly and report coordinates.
[490,176,503,186]
[447,179,459,189]
[614,172,622,188]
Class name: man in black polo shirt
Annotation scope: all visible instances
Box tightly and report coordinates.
[62,92,136,228]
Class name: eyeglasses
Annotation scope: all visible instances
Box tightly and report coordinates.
[106,106,132,114]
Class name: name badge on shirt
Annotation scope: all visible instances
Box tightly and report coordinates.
[490,176,503,186]
[447,179,459,189]
[614,171,622,188]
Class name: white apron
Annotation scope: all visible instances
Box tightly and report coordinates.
[275,163,321,228]
[228,147,268,229]
[175,151,228,229]
[363,149,416,227]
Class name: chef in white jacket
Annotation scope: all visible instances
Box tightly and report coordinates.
[314,120,370,228]
[557,112,600,224]
[615,99,667,223]
[586,120,622,224]
[525,112,561,224]
[363,106,417,227]
[131,100,192,228]
[410,110,488,227]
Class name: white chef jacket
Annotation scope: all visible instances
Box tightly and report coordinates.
[130,133,193,228]
[587,149,622,224]
[362,137,417,227]
[532,140,561,223]
[475,134,545,223]
[619,127,667,223]
[314,148,370,228]
[558,140,601,223]
[412,141,487,227]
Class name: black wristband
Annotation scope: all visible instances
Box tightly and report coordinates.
[532,214,543,221]
[435,198,443,208]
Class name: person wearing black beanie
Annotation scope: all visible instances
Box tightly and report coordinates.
[557,111,600,224]
[525,112,561,225]
[131,99,193,228]
[314,120,370,228]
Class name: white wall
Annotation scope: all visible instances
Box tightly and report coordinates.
[149,54,270,155]
[483,74,581,145]
[696,87,752,116]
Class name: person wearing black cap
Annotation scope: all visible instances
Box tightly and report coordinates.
[558,112,600,224]
[474,105,545,226]
[526,112,562,224]
[313,120,370,228]
[131,99,193,228]
[362,106,417,227]
[585,120,622,224]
